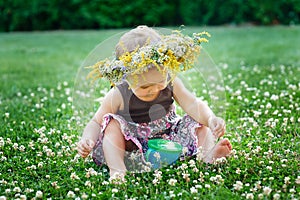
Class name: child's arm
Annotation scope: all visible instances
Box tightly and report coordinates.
[77,88,122,158]
[173,77,225,137]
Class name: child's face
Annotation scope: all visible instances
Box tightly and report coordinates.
[127,68,168,102]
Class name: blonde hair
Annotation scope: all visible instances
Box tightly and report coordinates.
[115,25,161,59]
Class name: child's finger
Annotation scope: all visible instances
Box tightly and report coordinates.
[79,152,89,158]
[77,148,87,157]
[79,145,92,157]
[79,139,93,150]
[87,139,95,149]
[77,140,92,153]
[77,144,87,155]
[82,143,92,151]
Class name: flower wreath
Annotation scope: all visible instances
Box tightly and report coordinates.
[87,30,210,86]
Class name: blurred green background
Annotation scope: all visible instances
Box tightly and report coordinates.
[1,0,300,31]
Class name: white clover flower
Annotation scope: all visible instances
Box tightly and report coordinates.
[0,138,4,147]
[182,172,190,180]
[35,190,43,199]
[0,156,6,162]
[196,150,203,161]
[210,176,216,182]
[85,167,98,178]
[70,172,80,180]
[263,186,272,196]
[205,184,211,189]
[284,176,291,184]
[19,195,27,200]
[215,175,224,184]
[24,188,34,193]
[111,188,118,193]
[233,181,243,191]
[81,193,88,199]
[85,181,92,187]
[266,102,272,109]
[264,92,270,97]
[65,88,71,96]
[253,110,262,117]
[272,110,279,116]
[153,170,162,180]
[13,187,21,193]
[109,172,126,184]
[19,145,26,152]
[273,193,280,200]
[152,178,159,185]
[214,157,227,164]
[13,143,18,150]
[289,188,296,193]
[246,193,254,199]
[61,103,66,109]
[67,191,75,198]
[143,165,151,172]
[169,191,176,198]
[51,181,59,189]
[190,187,197,194]
[195,184,202,189]
[193,167,199,173]
[188,159,196,166]
[178,163,188,171]
[270,94,279,100]
[168,178,177,186]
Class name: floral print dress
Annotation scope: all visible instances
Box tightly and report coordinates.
[92,105,202,172]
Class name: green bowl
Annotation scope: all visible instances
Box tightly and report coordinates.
[146,139,182,169]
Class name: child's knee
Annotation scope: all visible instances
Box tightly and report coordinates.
[103,119,124,146]
[104,119,121,135]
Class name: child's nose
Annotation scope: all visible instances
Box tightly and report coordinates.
[151,85,161,93]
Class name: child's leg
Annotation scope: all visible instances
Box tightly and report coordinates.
[102,119,127,177]
[196,126,232,163]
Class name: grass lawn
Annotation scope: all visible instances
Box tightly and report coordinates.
[0,26,299,199]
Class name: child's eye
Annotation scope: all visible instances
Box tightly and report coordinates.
[140,86,150,89]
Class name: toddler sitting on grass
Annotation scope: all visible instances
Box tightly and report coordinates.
[77,25,232,178]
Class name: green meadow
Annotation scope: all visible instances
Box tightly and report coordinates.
[0,26,299,199]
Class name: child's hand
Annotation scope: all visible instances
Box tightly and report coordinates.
[77,139,95,158]
[208,116,226,139]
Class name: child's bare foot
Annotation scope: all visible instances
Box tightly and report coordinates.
[204,138,232,164]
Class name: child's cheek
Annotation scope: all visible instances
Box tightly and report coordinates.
[133,88,146,97]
